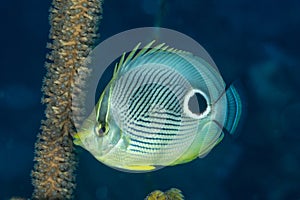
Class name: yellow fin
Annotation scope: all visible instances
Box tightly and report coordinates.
[124,165,156,171]
[73,134,83,146]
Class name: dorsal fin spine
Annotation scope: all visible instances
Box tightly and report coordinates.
[122,42,141,67]
[113,52,126,78]
[132,40,155,60]
[113,40,188,78]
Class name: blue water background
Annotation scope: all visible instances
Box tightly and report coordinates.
[0,0,300,199]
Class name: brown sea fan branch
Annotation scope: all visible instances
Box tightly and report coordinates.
[31,0,103,199]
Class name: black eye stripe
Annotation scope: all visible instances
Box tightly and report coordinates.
[94,123,109,137]
[98,126,106,135]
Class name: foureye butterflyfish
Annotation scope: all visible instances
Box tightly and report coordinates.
[74,41,243,172]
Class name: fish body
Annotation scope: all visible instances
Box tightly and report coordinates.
[74,41,242,172]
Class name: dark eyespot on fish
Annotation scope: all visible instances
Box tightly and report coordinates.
[74,41,243,172]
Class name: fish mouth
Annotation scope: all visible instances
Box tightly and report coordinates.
[73,130,90,147]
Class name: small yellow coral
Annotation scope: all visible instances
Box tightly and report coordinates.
[145,188,184,200]
[165,188,184,200]
[146,190,166,200]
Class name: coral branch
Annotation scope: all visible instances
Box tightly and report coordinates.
[31,0,103,199]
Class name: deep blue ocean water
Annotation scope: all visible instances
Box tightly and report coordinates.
[0,0,300,199]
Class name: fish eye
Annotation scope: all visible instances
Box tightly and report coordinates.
[95,123,109,137]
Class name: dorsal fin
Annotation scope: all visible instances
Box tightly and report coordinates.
[122,42,142,67]
[112,40,183,77]
[115,53,126,75]
[132,40,156,59]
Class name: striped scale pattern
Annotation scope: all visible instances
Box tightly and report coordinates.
[110,63,199,166]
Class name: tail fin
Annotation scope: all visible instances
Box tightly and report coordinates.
[224,83,244,135]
